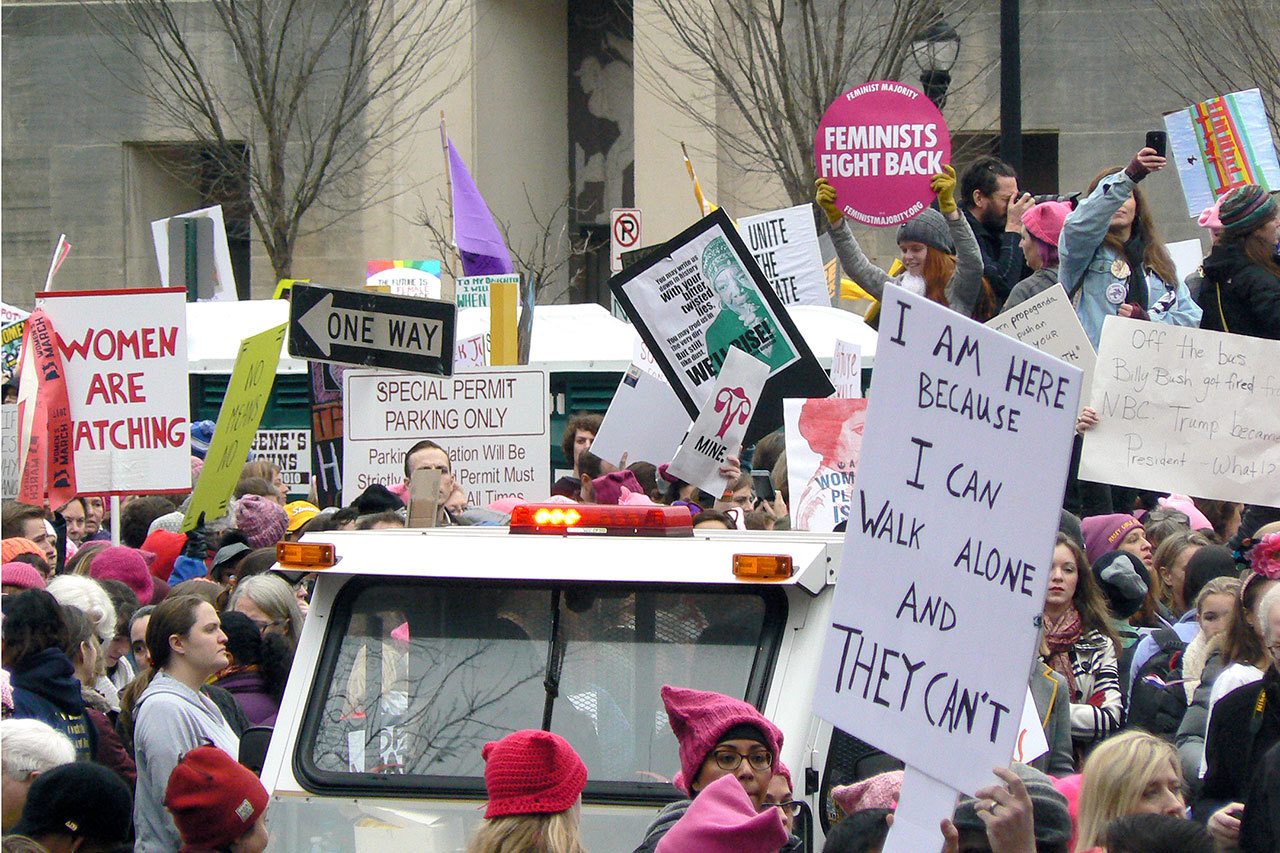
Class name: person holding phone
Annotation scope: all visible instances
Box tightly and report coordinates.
[1058,141,1203,348]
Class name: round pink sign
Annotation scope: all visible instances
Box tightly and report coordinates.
[814,81,952,227]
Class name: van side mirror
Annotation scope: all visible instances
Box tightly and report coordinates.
[239,726,274,776]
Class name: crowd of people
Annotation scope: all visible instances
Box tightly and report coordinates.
[0,149,1276,853]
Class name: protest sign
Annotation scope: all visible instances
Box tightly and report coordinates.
[1079,317,1280,505]
[250,429,312,497]
[986,284,1096,401]
[366,260,442,298]
[590,365,691,469]
[738,205,829,306]
[342,368,550,507]
[184,324,286,529]
[2,317,26,385]
[1,404,17,499]
[1167,239,1206,289]
[666,348,769,496]
[814,81,952,226]
[151,206,238,301]
[831,339,863,398]
[1013,688,1050,765]
[0,303,28,324]
[309,361,345,507]
[456,274,518,311]
[785,398,868,532]
[1165,89,1280,218]
[36,288,189,495]
[610,208,834,444]
[812,288,1081,795]
[882,768,960,853]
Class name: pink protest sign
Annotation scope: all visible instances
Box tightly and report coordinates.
[814,81,951,227]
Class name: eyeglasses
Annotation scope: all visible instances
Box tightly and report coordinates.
[760,800,801,818]
[711,748,772,772]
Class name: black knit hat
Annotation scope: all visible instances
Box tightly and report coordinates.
[12,762,132,843]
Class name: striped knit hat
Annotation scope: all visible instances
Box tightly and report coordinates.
[1218,185,1277,236]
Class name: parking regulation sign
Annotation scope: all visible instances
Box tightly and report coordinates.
[610,208,642,273]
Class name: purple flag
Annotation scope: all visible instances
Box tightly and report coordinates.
[447,139,514,277]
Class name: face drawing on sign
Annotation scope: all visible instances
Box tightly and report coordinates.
[794,398,867,531]
[701,237,795,374]
[715,386,752,439]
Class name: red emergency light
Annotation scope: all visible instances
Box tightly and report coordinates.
[508,503,693,537]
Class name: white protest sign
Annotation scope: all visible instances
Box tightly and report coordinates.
[1165,89,1280,217]
[151,206,237,301]
[37,288,191,495]
[831,339,863,398]
[342,368,550,507]
[986,284,1097,402]
[0,303,29,324]
[882,768,959,853]
[1012,688,1050,765]
[1,404,17,499]
[456,274,519,311]
[365,260,443,298]
[812,289,1081,795]
[666,348,770,496]
[250,429,312,497]
[1167,239,1205,289]
[631,337,665,380]
[1079,317,1280,505]
[590,365,691,469]
[785,398,868,532]
[739,205,830,306]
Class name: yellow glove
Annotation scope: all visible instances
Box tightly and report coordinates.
[815,178,842,226]
[932,164,958,215]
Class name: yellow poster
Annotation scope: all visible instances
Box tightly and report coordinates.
[183,323,287,530]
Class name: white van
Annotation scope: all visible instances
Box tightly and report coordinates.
[260,507,877,852]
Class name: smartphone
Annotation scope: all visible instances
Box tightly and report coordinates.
[1145,130,1168,158]
[751,469,775,503]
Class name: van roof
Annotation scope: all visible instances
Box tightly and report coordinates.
[294,527,839,594]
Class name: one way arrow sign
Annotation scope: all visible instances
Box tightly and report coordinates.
[288,283,457,375]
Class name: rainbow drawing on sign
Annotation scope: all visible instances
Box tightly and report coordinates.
[1165,88,1280,218]
[365,259,443,298]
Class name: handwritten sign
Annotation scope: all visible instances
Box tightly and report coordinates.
[812,289,1081,795]
[184,324,286,529]
[456,273,519,311]
[1079,317,1280,505]
[738,205,830,306]
[1165,89,1280,217]
[785,398,868,532]
[831,339,863,398]
[986,284,1096,402]
[365,259,442,298]
[37,288,190,495]
[342,368,549,507]
[814,81,952,226]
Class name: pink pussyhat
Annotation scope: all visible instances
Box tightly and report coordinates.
[661,684,784,795]
[831,769,903,815]
[1198,197,1224,235]
[655,774,788,853]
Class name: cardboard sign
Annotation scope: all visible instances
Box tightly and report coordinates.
[666,347,770,496]
[342,368,550,507]
[986,284,1097,402]
[1079,317,1280,505]
[151,205,238,301]
[250,429,312,497]
[609,208,834,445]
[456,274,519,311]
[184,324,286,529]
[1165,89,1280,217]
[814,81,952,226]
[1,404,17,499]
[36,288,190,495]
[738,205,830,306]
[590,365,691,469]
[831,339,863,398]
[785,398,869,532]
[812,289,1081,795]
[366,260,442,298]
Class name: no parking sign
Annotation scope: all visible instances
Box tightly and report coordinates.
[610,208,642,273]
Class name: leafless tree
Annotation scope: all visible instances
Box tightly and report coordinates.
[640,0,988,210]
[90,0,466,281]
[1144,0,1279,139]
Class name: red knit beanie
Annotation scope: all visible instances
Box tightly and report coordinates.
[165,746,268,850]
[481,729,587,819]
[142,530,187,582]
[661,684,784,796]
[89,546,153,605]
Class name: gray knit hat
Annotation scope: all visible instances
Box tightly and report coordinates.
[952,764,1071,846]
[896,208,954,254]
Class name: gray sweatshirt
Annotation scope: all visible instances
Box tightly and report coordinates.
[133,672,241,853]
[828,213,985,318]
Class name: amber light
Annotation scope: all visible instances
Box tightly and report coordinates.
[276,542,336,569]
[510,504,693,536]
[732,554,793,581]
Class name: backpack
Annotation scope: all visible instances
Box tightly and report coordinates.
[1126,627,1189,739]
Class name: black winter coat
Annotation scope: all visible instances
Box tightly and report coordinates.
[1193,667,1280,822]
[1199,242,1280,339]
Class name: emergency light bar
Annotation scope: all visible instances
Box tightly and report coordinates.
[509,503,693,537]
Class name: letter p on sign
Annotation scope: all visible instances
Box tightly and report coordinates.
[611,209,642,273]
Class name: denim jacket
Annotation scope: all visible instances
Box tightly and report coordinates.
[1059,171,1202,348]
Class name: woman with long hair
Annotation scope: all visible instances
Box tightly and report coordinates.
[1040,533,1123,756]
[467,729,587,853]
[1199,185,1280,340]
[1059,145,1202,348]
[210,610,292,726]
[1075,730,1186,850]
[816,166,989,319]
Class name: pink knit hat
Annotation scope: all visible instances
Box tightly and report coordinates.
[1,561,47,591]
[591,470,645,506]
[235,495,289,550]
[831,770,903,815]
[1022,200,1072,248]
[1155,494,1214,532]
[661,685,784,795]
[656,774,788,853]
[1198,197,1224,235]
[89,546,153,605]
[1080,513,1143,564]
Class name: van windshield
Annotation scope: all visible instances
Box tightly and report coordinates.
[301,580,780,792]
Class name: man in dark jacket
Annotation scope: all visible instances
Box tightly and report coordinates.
[959,156,1034,302]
